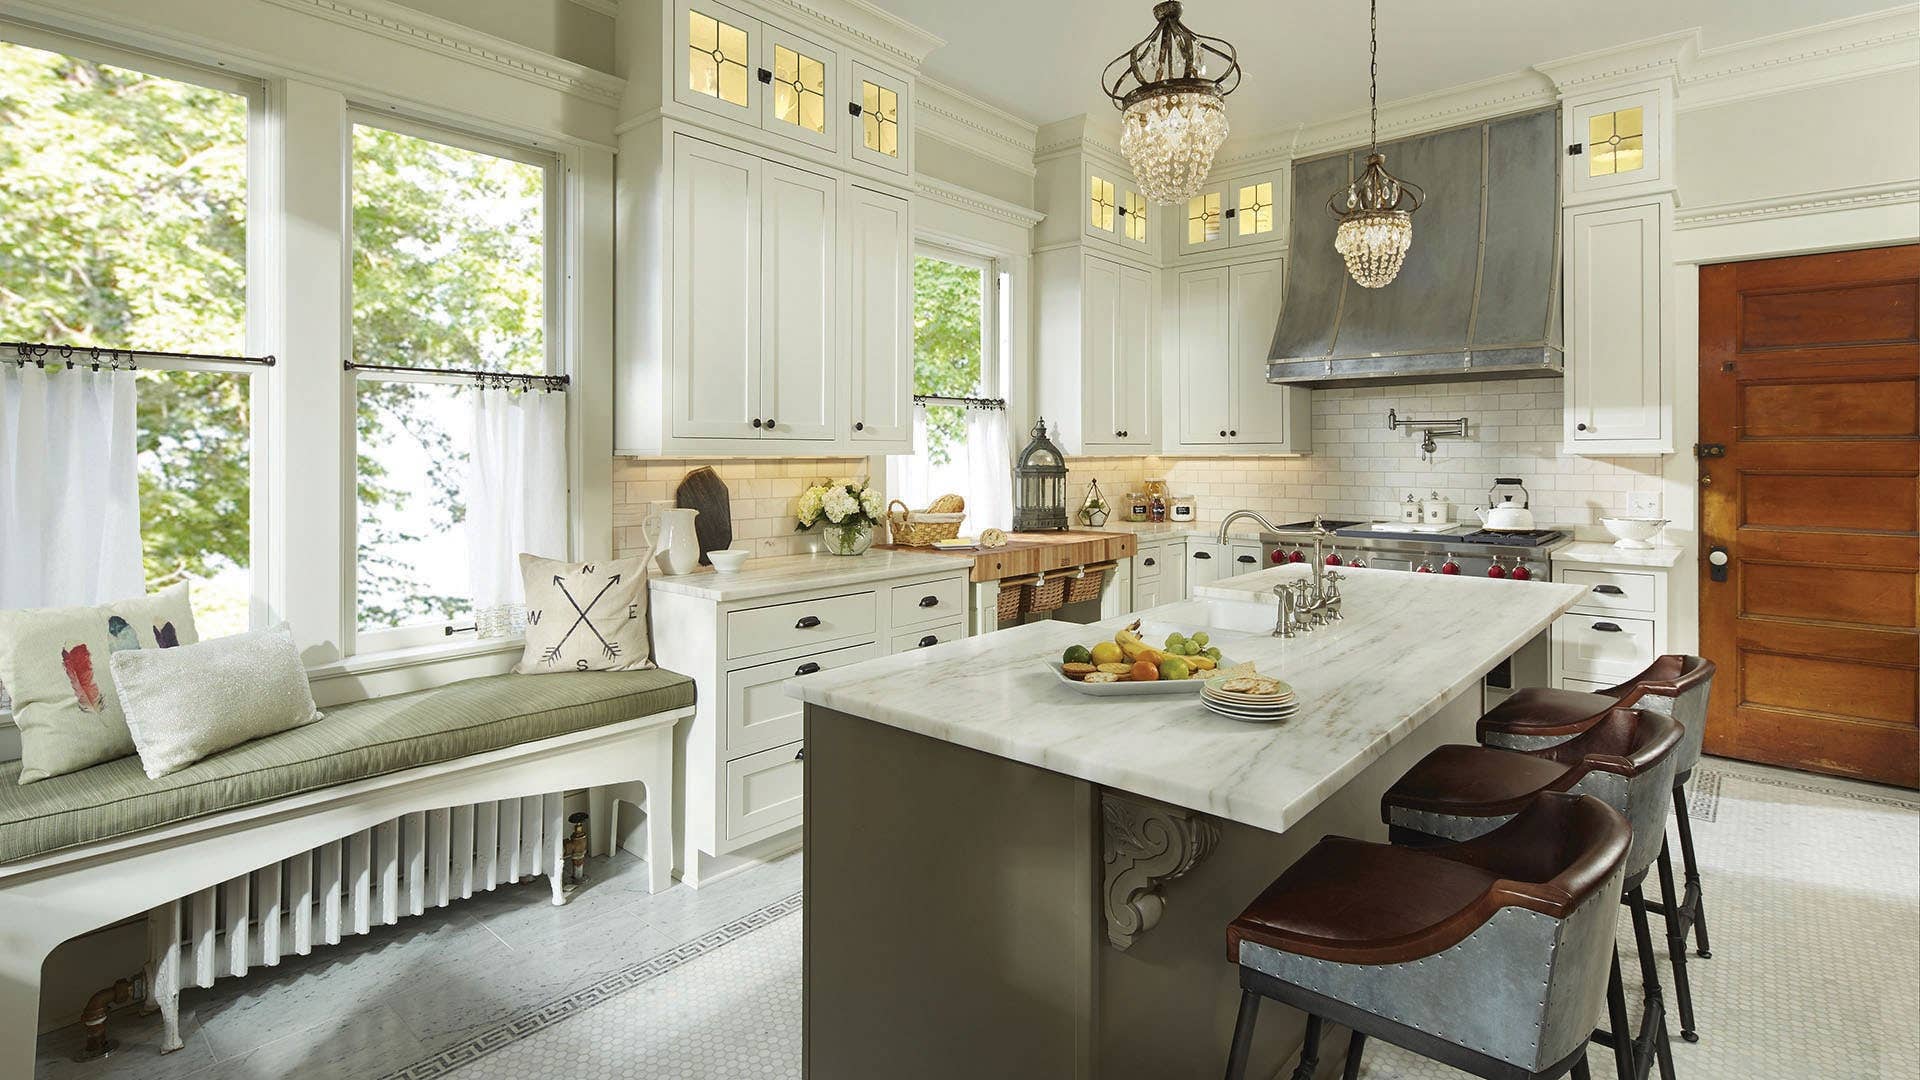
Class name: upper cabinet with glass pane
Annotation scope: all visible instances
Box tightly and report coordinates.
[677,0,761,124]
[760,25,836,151]
[1564,87,1671,203]
[848,60,910,176]
[1179,168,1285,256]
[1081,162,1155,257]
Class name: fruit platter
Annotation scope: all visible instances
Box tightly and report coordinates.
[1050,620,1238,697]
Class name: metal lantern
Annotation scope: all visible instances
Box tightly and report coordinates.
[1013,418,1069,532]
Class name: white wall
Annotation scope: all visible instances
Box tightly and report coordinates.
[396,0,618,74]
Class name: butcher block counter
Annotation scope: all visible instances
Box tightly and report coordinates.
[879,530,1136,583]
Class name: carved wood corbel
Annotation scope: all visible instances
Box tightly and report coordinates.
[1101,790,1221,950]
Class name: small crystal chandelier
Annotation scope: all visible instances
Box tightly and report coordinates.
[1329,0,1424,288]
[1101,2,1241,204]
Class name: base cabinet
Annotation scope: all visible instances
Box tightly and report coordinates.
[1550,562,1670,690]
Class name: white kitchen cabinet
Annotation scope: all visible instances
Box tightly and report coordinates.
[1564,87,1670,204]
[671,135,762,440]
[1185,540,1224,597]
[1085,164,1154,257]
[675,0,762,127]
[1172,259,1310,453]
[848,60,909,176]
[1550,560,1671,691]
[759,160,837,440]
[758,23,838,152]
[1227,540,1266,577]
[1132,538,1185,610]
[1037,249,1155,453]
[844,185,912,449]
[1564,198,1671,454]
[1177,169,1285,257]
[651,560,971,885]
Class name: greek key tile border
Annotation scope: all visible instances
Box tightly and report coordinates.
[1695,761,1920,815]
[378,891,804,1080]
[1686,768,1722,823]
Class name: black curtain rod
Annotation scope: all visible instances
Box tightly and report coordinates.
[345,360,570,391]
[4,341,276,367]
[914,394,1005,410]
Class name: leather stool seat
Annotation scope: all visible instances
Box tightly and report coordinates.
[1376,745,1572,821]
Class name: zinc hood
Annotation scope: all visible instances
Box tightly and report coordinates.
[1267,106,1563,388]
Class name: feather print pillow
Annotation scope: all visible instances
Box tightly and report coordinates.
[0,583,199,783]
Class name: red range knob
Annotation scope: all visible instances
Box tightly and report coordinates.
[1324,549,1344,566]
[1270,549,1286,564]
[1287,550,1307,564]
[1511,560,1533,581]
[1439,553,1461,575]
[1415,562,1435,573]
[1487,556,1508,579]
[1349,557,1368,569]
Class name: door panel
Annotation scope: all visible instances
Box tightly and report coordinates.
[1080,256,1122,447]
[1116,263,1154,445]
[1568,202,1663,442]
[1229,260,1292,445]
[1699,244,1919,786]
[846,186,911,446]
[1176,268,1230,445]
[759,161,836,440]
[672,135,760,438]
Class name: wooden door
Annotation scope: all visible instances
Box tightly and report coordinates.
[758,160,836,441]
[1698,244,1919,787]
[671,135,761,439]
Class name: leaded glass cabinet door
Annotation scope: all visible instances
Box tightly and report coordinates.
[1179,182,1229,255]
[1116,181,1153,254]
[758,25,837,152]
[1226,171,1283,247]
[676,0,760,126]
[849,60,909,175]
[1084,167,1123,244]
[1568,89,1665,199]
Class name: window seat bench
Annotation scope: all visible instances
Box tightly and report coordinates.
[0,668,692,1072]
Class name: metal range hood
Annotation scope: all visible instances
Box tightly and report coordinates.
[1267,107,1563,388]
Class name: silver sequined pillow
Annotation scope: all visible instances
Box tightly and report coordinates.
[112,623,323,778]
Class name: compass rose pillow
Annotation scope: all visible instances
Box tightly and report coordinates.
[515,553,653,674]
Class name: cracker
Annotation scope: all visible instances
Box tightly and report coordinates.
[1096,663,1133,675]
[1082,672,1120,684]
[1062,662,1097,676]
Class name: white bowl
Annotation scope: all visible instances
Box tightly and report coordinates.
[709,549,751,574]
[1601,517,1668,549]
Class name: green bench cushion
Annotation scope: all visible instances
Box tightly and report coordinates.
[0,669,693,865]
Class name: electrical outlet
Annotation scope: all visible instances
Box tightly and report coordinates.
[1627,492,1661,518]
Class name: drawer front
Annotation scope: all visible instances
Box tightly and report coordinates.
[1134,546,1166,582]
[1556,613,1656,681]
[889,576,969,628]
[725,641,880,755]
[724,740,806,844]
[891,619,966,654]
[1560,568,1656,615]
[725,590,877,660]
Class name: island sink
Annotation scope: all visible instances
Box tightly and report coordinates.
[790,565,1587,1079]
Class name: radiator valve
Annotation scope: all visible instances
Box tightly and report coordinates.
[76,973,145,1061]
[563,811,591,890]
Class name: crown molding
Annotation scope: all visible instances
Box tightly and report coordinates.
[1678,5,1920,110]
[1674,180,1920,229]
[1534,29,1696,94]
[1034,114,1124,165]
[1268,69,1558,161]
[258,0,625,105]
[915,176,1047,228]
[755,0,944,70]
[564,0,619,17]
[917,77,1040,177]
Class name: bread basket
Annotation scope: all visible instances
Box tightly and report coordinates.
[887,495,966,546]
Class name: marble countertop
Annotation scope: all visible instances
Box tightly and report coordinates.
[1553,542,1687,569]
[1093,520,1267,543]
[648,549,970,602]
[786,565,1587,835]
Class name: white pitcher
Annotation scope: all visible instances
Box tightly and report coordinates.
[643,503,701,576]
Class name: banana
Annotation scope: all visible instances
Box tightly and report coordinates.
[1188,654,1218,671]
[1115,624,1151,661]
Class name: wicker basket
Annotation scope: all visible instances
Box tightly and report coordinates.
[1066,563,1110,605]
[1027,573,1067,614]
[995,578,1030,624]
[887,497,966,547]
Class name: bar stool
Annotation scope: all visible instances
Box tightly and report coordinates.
[1222,792,1630,1080]
[1381,708,1683,1080]
[1480,657,1717,1043]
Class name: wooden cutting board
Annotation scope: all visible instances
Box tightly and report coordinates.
[675,466,733,566]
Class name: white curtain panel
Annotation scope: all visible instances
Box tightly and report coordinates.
[466,386,568,637]
[0,363,144,609]
[884,406,1012,533]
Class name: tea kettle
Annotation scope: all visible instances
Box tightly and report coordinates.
[1474,478,1536,531]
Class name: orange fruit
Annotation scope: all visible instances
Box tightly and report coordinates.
[1130,660,1160,682]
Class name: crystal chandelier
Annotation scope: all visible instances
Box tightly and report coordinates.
[1102,2,1241,204]
[1329,0,1423,288]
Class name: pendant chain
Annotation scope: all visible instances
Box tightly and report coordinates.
[1368,0,1379,151]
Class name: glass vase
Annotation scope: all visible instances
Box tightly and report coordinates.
[822,520,873,556]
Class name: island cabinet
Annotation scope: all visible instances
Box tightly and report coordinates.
[649,554,969,886]
[615,0,924,456]
[1170,259,1311,454]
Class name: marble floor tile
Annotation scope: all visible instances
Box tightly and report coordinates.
[197,1004,427,1080]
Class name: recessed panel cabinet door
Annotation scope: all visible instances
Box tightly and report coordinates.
[760,161,838,441]
[846,186,912,447]
[1567,200,1665,445]
[1080,255,1123,447]
[1115,263,1154,446]
[1177,267,1231,445]
[672,135,760,439]
[1228,259,1291,445]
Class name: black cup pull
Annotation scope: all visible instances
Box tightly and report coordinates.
[1592,584,1625,595]
[794,662,821,676]
[795,747,806,761]
[917,635,938,648]
[1591,621,1624,633]
[918,595,939,608]
[1193,551,1211,560]
[1237,554,1257,564]
[1143,557,1155,567]
[795,615,822,629]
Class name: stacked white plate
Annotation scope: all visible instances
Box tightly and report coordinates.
[1200,674,1299,723]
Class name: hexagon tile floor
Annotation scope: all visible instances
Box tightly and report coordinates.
[36,757,1920,1079]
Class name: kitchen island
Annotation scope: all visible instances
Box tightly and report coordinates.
[790,565,1587,1079]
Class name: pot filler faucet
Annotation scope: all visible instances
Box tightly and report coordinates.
[1218,510,1344,637]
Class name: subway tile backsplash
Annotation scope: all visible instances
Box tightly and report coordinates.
[1067,380,1662,529]
[611,456,870,562]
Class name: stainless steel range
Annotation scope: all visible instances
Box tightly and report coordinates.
[1256,517,1573,709]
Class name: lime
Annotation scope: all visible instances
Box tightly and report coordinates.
[1063,644,1093,666]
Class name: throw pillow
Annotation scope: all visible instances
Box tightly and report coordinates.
[112,623,322,779]
[0,582,199,783]
[515,553,653,674]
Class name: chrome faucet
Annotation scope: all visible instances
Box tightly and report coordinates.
[1268,516,1344,636]
[1217,508,1284,545]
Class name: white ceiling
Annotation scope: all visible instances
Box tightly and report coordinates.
[880,0,1897,134]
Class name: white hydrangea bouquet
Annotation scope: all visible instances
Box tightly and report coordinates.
[796,478,886,556]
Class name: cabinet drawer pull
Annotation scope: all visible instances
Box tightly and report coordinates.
[751,418,762,428]
[1219,429,1228,437]
[1591,621,1624,633]
[1142,557,1155,567]
[1592,584,1625,595]
[918,595,940,608]
[794,662,821,676]
[917,635,938,648]
[1229,429,1237,437]
[1193,551,1212,560]
[795,615,822,629]
[795,747,805,761]
[854,421,865,431]
[757,68,773,84]
[1237,554,1257,564]
[766,418,775,430]
[848,101,863,117]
